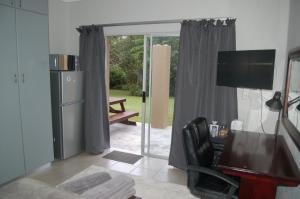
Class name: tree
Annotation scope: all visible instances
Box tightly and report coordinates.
[109,35,144,86]
[108,35,179,97]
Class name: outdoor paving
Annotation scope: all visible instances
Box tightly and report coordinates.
[109,122,172,157]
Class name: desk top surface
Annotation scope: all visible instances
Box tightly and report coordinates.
[218,131,300,185]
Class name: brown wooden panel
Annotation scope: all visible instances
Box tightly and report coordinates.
[218,131,300,185]
[218,131,300,199]
[109,97,126,105]
[109,111,139,124]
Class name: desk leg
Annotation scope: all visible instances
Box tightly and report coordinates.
[239,177,277,199]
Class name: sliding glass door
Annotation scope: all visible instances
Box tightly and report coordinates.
[141,34,179,159]
[106,33,178,159]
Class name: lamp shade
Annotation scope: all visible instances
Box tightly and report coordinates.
[266,91,283,111]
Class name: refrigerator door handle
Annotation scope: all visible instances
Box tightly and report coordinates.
[59,100,85,107]
[21,73,25,83]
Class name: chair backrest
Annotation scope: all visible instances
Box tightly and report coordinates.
[182,117,214,168]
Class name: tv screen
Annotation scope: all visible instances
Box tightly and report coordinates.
[217,49,276,90]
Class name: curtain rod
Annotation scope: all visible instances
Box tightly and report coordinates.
[79,17,236,28]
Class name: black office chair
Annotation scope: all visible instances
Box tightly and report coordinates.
[182,117,239,199]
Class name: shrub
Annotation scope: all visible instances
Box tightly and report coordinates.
[110,65,127,89]
[128,84,142,96]
[121,84,130,90]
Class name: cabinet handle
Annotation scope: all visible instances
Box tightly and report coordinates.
[14,74,18,83]
[22,73,25,83]
[19,0,21,8]
[10,0,14,6]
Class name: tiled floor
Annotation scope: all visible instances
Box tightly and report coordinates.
[29,148,187,187]
[110,123,172,157]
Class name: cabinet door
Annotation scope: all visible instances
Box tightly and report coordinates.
[0,0,14,6]
[17,0,48,14]
[0,5,25,185]
[16,9,53,172]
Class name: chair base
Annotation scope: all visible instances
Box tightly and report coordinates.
[190,187,238,199]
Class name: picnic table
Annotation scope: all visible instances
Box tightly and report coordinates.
[108,97,139,125]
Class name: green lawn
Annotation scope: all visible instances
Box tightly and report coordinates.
[109,89,174,125]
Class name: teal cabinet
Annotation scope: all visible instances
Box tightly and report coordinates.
[0,2,53,184]
[16,9,53,172]
[0,5,25,185]
[0,0,14,6]
[16,0,48,14]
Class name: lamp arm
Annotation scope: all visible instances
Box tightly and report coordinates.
[288,96,300,107]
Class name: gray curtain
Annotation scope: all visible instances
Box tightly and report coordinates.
[77,25,110,154]
[169,19,238,169]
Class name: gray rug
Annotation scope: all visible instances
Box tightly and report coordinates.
[103,151,143,164]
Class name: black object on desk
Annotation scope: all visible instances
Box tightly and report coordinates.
[210,136,226,150]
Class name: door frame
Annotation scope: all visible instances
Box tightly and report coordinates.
[105,32,179,160]
[141,33,179,160]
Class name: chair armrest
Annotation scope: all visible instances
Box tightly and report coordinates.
[213,144,224,152]
[187,165,239,188]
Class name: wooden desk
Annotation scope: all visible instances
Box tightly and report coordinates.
[218,131,300,199]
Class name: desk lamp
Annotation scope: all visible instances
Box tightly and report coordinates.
[265,91,283,136]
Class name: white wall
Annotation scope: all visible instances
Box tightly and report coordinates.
[287,0,300,51]
[48,0,71,54]
[49,0,290,133]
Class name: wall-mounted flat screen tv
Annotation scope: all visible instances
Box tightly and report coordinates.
[217,49,276,90]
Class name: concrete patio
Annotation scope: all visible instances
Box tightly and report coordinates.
[109,122,172,157]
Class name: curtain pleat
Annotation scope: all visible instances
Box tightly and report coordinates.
[169,19,237,169]
[77,25,110,154]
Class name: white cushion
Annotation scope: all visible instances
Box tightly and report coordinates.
[82,175,135,199]
[57,172,111,194]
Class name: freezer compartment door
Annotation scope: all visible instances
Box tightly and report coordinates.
[61,71,84,104]
[61,102,83,159]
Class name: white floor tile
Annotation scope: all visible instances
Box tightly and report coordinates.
[109,162,138,173]
[29,152,187,186]
[130,166,159,178]
[110,123,172,157]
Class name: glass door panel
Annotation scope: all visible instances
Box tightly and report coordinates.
[107,35,144,155]
[142,34,179,158]
[106,34,178,158]
[141,35,151,155]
